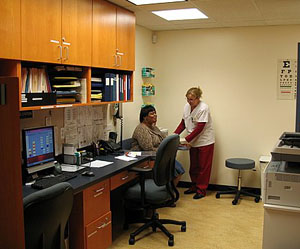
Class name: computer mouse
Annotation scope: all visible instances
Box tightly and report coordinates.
[81,171,95,177]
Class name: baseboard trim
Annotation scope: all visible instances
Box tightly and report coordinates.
[177,181,261,195]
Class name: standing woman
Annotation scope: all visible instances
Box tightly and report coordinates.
[174,87,215,199]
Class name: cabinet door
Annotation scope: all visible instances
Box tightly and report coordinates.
[86,212,112,249]
[62,0,92,66]
[92,0,116,69]
[83,179,110,225]
[0,0,21,59]
[116,7,135,71]
[0,77,25,249]
[21,0,62,63]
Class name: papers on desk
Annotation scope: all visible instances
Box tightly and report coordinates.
[90,160,113,168]
[61,164,85,172]
[127,151,141,157]
[115,155,138,161]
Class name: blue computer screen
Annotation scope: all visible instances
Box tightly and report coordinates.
[23,126,55,168]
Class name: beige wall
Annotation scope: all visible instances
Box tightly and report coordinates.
[122,25,155,138]
[126,24,300,188]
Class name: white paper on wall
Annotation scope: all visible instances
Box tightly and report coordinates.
[277,59,297,100]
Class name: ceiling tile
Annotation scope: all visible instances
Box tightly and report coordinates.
[107,0,300,31]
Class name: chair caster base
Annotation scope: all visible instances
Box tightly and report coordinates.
[168,238,174,246]
[129,236,135,245]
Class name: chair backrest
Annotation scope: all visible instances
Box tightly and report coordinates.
[23,182,73,249]
[121,138,134,150]
[153,134,179,186]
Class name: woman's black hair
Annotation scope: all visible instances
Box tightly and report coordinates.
[139,105,156,123]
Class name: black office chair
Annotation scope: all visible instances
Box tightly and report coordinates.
[124,134,186,247]
[23,182,73,249]
[121,138,134,150]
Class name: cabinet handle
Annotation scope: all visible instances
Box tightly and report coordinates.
[121,175,129,181]
[58,45,62,60]
[114,54,118,66]
[142,165,150,169]
[97,220,111,230]
[50,39,59,44]
[119,55,122,67]
[93,192,103,198]
[95,187,105,193]
[63,46,69,61]
[87,230,97,238]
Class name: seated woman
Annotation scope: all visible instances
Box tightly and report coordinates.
[131,105,185,186]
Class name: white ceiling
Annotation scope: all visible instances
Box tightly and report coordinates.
[107,0,300,31]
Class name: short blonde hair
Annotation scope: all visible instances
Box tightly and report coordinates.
[185,87,202,99]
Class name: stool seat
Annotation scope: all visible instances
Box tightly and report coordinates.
[226,158,255,170]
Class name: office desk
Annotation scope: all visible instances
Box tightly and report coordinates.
[23,153,152,249]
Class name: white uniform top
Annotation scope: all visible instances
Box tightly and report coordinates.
[182,101,215,147]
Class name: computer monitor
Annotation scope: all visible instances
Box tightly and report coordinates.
[22,126,55,174]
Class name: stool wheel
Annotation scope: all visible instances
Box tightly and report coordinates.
[216,193,220,199]
[255,197,260,203]
[232,199,238,205]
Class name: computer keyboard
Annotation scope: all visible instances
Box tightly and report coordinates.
[31,172,78,190]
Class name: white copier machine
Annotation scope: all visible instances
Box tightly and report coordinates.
[263,132,300,207]
[262,132,300,249]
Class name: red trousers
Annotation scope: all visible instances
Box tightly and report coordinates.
[189,143,214,196]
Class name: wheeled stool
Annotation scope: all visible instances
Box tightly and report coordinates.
[215,158,260,205]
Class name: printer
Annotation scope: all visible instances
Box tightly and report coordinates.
[263,132,300,208]
[262,132,300,249]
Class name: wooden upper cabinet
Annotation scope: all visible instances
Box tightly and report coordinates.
[0,0,21,60]
[116,7,135,71]
[92,0,135,70]
[92,0,116,69]
[21,0,92,66]
[62,0,92,66]
[21,0,62,63]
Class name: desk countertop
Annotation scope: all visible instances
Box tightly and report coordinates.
[23,154,150,197]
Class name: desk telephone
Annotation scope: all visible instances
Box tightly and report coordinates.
[99,140,121,153]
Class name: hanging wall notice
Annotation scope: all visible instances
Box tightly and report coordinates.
[277,59,297,100]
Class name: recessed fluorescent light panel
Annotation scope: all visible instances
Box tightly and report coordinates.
[152,8,208,21]
[127,0,186,5]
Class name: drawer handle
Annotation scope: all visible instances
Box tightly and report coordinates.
[95,187,105,193]
[93,192,103,198]
[97,221,111,230]
[87,230,97,238]
[142,165,150,169]
[121,175,129,181]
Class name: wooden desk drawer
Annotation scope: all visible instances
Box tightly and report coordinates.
[110,170,137,191]
[86,211,112,249]
[83,179,110,225]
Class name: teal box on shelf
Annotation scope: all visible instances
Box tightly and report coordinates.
[142,85,155,96]
[142,67,155,78]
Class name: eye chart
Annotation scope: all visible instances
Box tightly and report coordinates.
[277,59,297,100]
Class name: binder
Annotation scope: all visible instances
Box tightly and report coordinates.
[127,75,131,100]
[103,73,111,101]
[123,74,127,101]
